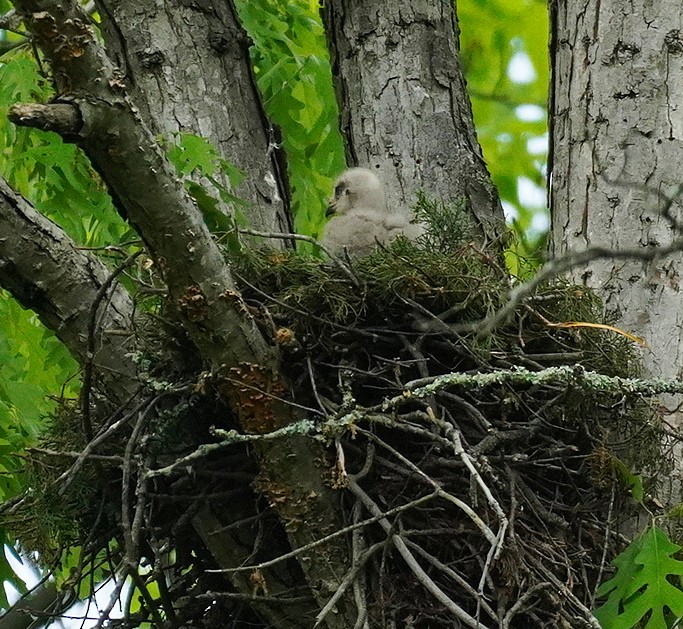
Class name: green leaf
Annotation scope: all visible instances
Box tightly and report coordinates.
[186,182,234,234]
[595,526,683,628]
[460,0,549,261]
[235,0,345,236]
[166,132,221,177]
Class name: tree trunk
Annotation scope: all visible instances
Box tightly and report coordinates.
[549,1,683,497]
[550,2,683,377]
[0,178,138,405]
[9,2,356,626]
[94,0,291,237]
[0,1,534,627]
[323,0,504,238]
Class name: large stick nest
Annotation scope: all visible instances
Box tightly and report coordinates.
[3,197,672,628]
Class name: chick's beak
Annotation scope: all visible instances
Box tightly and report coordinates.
[325,202,337,217]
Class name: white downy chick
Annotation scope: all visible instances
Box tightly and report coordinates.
[321,168,422,257]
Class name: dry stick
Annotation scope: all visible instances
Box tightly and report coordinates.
[357,427,497,546]
[235,271,384,340]
[347,478,492,629]
[445,428,508,578]
[177,591,313,605]
[307,355,329,416]
[237,228,360,286]
[501,583,552,629]
[404,540,498,620]
[63,385,188,493]
[57,394,151,495]
[313,542,385,628]
[209,491,439,575]
[93,564,130,629]
[146,419,316,479]
[590,483,616,608]
[368,411,509,604]
[478,237,683,338]
[81,250,142,441]
[532,563,602,629]
[351,501,371,629]
[27,448,123,464]
[128,571,164,628]
[121,407,154,561]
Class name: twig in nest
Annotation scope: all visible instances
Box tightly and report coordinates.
[313,541,385,628]
[405,539,498,620]
[357,427,498,546]
[501,583,552,628]
[209,491,439,575]
[478,236,683,338]
[82,250,142,441]
[237,228,360,287]
[57,393,154,495]
[351,501,371,629]
[347,478,492,629]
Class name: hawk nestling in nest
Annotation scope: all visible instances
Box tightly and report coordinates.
[321,168,422,257]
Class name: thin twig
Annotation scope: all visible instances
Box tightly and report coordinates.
[81,250,142,441]
[405,540,498,620]
[357,428,498,545]
[478,238,683,338]
[57,394,151,495]
[237,228,360,286]
[347,478,492,629]
[313,542,384,628]
[209,491,439,575]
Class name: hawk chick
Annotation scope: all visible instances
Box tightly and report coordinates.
[321,168,421,257]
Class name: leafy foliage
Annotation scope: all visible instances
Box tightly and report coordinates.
[0,51,129,247]
[234,0,346,240]
[0,43,124,604]
[460,0,549,257]
[164,131,248,240]
[595,526,683,629]
[0,47,91,458]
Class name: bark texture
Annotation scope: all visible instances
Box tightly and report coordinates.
[323,0,504,238]
[8,2,356,625]
[550,1,683,381]
[12,0,270,368]
[94,0,291,238]
[0,177,138,404]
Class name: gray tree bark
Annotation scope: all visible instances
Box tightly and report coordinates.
[0,177,138,405]
[0,0,509,627]
[550,1,683,498]
[94,0,291,238]
[323,0,504,239]
[8,1,355,626]
[550,1,683,379]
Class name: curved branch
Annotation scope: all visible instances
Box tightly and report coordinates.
[12,0,270,369]
[0,177,138,403]
[10,3,358,623]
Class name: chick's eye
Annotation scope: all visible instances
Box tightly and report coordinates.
[334,184,346,197]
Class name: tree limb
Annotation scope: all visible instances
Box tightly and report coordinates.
[0,176,138,403]
[11,0,270,368]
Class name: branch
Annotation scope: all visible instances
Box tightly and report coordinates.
[347,479,492,629]
[0,177,138,402]
[400,364,683,399]
[8,102,81,136]
[8,3,359,623]
[478,238,683,337]
[11,0,269,368]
